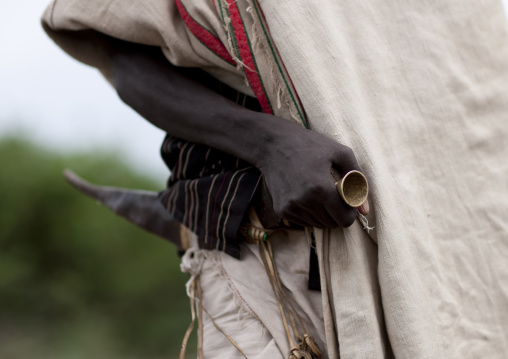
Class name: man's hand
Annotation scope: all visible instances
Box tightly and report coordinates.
[256,117,365,228]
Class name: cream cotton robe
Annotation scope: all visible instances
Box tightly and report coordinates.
[42,0,508,357]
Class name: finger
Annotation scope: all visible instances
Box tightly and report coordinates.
[283,213,321,228]
[283,205,331,228]
[357,199,370,215]
[318,204,341,228]
[322,179,358,227]
[300,203,340,228]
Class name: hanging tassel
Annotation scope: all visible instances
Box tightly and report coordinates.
[179,279,198,359]
[248,207,321,359]
[357,211,375,233]
[303,334,322,357]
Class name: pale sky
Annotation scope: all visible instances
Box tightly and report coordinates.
[0,1,168,179]
[1,1,508,180]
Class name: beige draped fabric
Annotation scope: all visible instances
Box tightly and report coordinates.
[260,1,508,357]
[43,0,508,357]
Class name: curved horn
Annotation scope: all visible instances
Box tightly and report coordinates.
[63,169,182,247]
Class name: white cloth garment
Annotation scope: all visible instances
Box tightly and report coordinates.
[259,1,508,357]
[181,230,326,358]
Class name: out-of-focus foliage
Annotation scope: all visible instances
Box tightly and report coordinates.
[0,137,195,358]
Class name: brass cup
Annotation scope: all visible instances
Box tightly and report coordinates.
[336,170,369,207]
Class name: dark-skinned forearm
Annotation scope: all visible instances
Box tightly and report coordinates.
[111,46,304,169]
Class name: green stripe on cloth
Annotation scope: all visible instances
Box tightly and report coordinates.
[252,1,307,128]
[235,3,273,114]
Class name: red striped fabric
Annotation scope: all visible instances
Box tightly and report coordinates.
[226,1,273,114]
[251,1,308,127]
[175,0,236,65]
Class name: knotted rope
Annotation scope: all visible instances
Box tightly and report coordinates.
[245,208,322,359]
[179,249,248,359]
[179,248,205,359]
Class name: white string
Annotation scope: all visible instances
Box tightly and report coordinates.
[357,211,375,233]
[180,248,208,296]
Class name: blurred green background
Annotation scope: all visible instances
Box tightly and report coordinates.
[0,136,195,359]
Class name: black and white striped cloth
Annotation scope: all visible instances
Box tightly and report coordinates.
[159,75,263,259]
